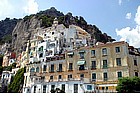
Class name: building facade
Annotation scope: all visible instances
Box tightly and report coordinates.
[23,40,140,93]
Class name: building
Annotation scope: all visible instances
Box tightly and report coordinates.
[2,51,16,67]
[22,18,140,93]
[0,68,19,86]
[23,40,140,93]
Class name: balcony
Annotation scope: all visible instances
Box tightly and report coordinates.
[79,68,85,71]
[46,54,65,62]
[56,69,63,72]
[91,66,96,70]
[79,67,88,71]
[91,79,96,82]
[68,78,74,81]
[103,78,108,81]
[102,65,108,69]
[49,70,55,73]
[49,79,53,82]
[58,79,63,81]
[68,68,73,71]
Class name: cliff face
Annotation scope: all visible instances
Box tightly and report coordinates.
[0,7,115,55]
[0,18,18,44]
[12,16,41,53]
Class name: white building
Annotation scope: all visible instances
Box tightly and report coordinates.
[23,79,95,93]
[1,68,19,85]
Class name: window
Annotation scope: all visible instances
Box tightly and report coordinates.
[103,60,108,68]
[39,53,43,58]
[52,32,54,35]
[36,67,39,72]
[43,85,46,93]
[39,46,43,51]
[91,61,96,69]
[58,64,62,72]
[51,85,55,90]
[74,84,78,93]
[116,58,121,66]
[68,74,72,79]
[43,65,47,71]
[102,87,105,90]
[87,85,92,90]
[79,65,85,70]
[117,71,122,78]
[50,75,53,80]
[102,48,107,55]
[135,72,138,77]
[58,75,62,80]
[50,64,54,72]
[134,60,137,66]
[34,86,36,93]
[103,72,108,81]
[62,84,65,92]
[80,74,84,79]
[92,73,96,81]
[27,88,30,93]
[116,47,120,53]
[69,63,73,70]
[91,50,95,56]
[79,52,84,59]
[30,67,35,72]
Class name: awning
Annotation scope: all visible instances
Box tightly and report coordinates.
[67,52,74,55]
[79,50,85,53]
[30,51,33,55]
[77,61,85,65]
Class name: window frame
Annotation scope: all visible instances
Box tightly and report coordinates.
[102,48,107,56]
[115,47,120,53]
[116,58,121,66]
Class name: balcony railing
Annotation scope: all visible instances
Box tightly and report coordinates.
[56,69,63,72]
[91,66,96,70]
[102,65,108,69]
[58,79,63,81]
[68,68,73,71]
[68,78,74,81]
[49,70,55,73]
[79,67,88,71]
[79,68,85,71]
[91,79,96,82]
[103,78,108,81]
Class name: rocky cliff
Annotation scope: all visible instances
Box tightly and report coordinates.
[0,7,115,55]
[12,16,41,53]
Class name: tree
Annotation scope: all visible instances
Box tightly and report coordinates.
[0,55,3,66]
[0,66,3,75]
[7,68,25,93]
[116,77,140,93]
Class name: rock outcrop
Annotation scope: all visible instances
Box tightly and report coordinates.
[12,16,41,53]
[0,7,116,55]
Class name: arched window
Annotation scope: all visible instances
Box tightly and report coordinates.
[36,67,39,72]
[30,67,35,72]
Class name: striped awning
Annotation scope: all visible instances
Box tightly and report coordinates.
[77,60,85,65]
[67,52,74,55]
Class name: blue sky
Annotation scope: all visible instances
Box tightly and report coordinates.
[0,0,140,47]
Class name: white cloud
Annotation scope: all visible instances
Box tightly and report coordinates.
[135,6,140,25]
[126,13,132,19]
[116,5,140,48]
[119,0,122,5]
[0,0,14,20]
[23,0,39,15]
